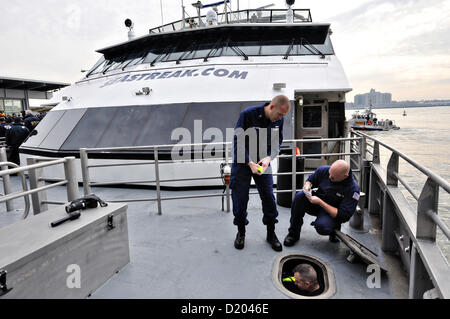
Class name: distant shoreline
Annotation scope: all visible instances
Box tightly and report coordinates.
[345,104,450,110]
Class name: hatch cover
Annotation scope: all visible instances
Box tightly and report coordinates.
[335,230,388,272]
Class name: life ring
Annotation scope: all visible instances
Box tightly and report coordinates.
[368,120,373,125]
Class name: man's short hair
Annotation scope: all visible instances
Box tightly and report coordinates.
[293,263,318,285]
[14,117,21,124]
[271,95,290,109]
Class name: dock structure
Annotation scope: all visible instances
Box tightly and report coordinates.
[0,76,69,114]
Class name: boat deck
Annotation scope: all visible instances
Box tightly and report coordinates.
[0,176,408,299]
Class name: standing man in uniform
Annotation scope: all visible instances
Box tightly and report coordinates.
[6,117,30,166]
[0,117,9,138]
[231,95,291,251]
[23,110,41,132]
[284,160,360,246]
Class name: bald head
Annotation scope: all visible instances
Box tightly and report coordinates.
[266,95,290,122]
[271,95,290,109]
[329,160,350,182]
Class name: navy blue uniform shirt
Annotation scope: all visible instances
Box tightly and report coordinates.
[306,166,360,224]
[233,103,284,164]
[24,116,40,132]
[6,123,30,149]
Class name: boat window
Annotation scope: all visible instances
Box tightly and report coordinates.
[260,39,291,55]
[101,56,127,73]
[109,53,135,71]
[230,40,261,56]
[193,42,222,59]
[121,51,148,70]
[89,25,333,75]
[303,106,322,128]
[165,41,197,61]
[87,56,107,76]
[143,50,161,64]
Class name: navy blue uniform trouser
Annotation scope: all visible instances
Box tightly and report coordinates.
[230,164,278,227]
[288,192,341,237]
[7,147,20,166]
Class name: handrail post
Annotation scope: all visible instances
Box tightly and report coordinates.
[0,147,13,211]
[409,243,433,299]
[27,157,48,215]
[387,152,399,186]
[417,178,438,241]
[225,143,230,213]
[359,137,365,189]
[154,146,162,215]
[63,157,80,201]
[373,141,380,164]
[80,148,92,195]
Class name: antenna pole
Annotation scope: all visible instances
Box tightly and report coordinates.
[160,0,164,25]
[181,0,186,29]
[224,0,228,23]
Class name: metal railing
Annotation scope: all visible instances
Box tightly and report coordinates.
[351,130,450,299]
[149,9,312,34]
[79,136,362,216]
[0,149,80,217]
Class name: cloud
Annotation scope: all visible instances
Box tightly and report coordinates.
[0,0,449,101]
[328,0,450,100]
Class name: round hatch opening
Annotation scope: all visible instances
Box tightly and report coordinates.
[273,253,336,299]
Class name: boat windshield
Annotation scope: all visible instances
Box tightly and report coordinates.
[87,25,333,77]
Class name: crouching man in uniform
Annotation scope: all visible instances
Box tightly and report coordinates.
[284,160,360,246]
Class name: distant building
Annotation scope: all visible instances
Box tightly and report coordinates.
[0,76,69,115]
[354,89,392,107]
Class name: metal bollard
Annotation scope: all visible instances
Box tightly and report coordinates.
[27,157,48,215]
[349,192,366,232]
[63,157,80,202]
[154,147,162,215]
[80,148,92,196]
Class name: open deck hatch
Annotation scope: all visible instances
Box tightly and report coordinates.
[273,253,336,299]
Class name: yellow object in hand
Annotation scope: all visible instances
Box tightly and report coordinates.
[257,166,263,173]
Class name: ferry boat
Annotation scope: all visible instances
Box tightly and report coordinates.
[349,104,400,131]
[19,0,352,187]
[1,2,449,301]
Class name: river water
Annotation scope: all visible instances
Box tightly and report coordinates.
[346,106,450,262]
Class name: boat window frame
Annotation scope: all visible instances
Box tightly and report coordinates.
[87,25,334,76]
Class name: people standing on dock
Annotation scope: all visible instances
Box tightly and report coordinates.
[5,117,29,166]
[284,160,360,246]
[23,110,41,132]
[231,95,290,252]
[0,117,10,138]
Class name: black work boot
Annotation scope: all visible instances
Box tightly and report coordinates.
[234,225,245,250]
[283,233,300,247]
[329,231,339,243]
[266,224,282,252]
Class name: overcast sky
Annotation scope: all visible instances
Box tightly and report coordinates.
[1,0,449,101]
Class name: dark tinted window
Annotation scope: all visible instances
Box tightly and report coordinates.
[90,25,333,76]
[303,106,322,128]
